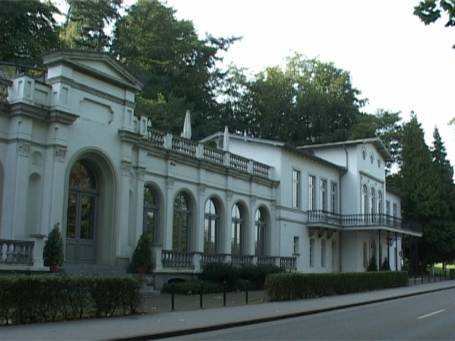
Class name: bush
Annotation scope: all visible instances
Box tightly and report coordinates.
[0,275,141,325]
[200,263,282,290]
[265,271,408,301]
[162,280,225,295]
[43,223,64,271]
[450,269,455,280]
[381,258,391,271]
[130,233,152,273]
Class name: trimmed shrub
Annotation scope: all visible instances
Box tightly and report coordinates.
[238,264,281,289]
[381,258,391,271]
[367,256,378,272]
[200,263,240,288]
[43,224,64,271]
[0,275,140,325]
[449,269,455,280]
[162,280,225,295]
[130,233,152,273]
[265,271,408,301]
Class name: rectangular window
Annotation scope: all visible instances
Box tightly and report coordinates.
[386,200,391,215]
[392,203,398,217]
[320,179,328,211]
[321,239,326,267]
[293,236,299,254]
[330,182,338,213]
[309,239,315,267]
[308,175,316,210]
[292,169,301,208]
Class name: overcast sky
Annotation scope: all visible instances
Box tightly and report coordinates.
[163,0,455,169]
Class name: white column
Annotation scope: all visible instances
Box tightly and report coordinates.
[134,167,145,243]
[222,191,233,256]
[247,198,256,256]
[163,179,174,250]
[194,186,205,253]
[117,161,132,259]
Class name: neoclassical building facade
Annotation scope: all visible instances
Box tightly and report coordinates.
[0,50,420,281]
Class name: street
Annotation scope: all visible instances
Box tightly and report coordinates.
[172,288,455,340]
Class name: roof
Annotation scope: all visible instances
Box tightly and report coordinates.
[297,137,392,161]
[43,49,143,92]
[201,131,347,173]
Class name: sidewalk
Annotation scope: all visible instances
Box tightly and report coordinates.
[2,281,455,340]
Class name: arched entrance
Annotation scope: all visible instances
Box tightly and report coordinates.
[66,160,98,264]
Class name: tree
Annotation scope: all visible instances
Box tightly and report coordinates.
[111,0,237,139]
[60,0,123,51]
[0,0,60,63]
[130,233,152,273]
[221,54,365,144]
[414,0,455,48]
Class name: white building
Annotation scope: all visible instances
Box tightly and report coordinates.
[0,50,420,282]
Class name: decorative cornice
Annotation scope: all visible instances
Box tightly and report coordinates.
[49,109,79,125]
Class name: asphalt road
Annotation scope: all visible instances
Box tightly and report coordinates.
[170,288,455,340]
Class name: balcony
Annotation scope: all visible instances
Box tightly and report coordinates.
[0,239,34,266]
[305,211,421,236]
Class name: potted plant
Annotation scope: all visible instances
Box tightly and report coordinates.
[43,223,64,273]
[130,233,152,273]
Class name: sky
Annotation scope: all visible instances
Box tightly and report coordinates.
[161,0,455,169]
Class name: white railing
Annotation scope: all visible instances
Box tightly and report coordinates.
[201,253,227,265]
[161,250,193,268]
[203,146,224,165]
[171,136,197,157]
[279,256,296,271]
[257,256,277,266]
[148,129,165,146]
[231,254,254,266]
[0,239,34,265]
[230,154,249,172]
[253,161,269,177]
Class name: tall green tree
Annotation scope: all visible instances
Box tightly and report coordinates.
[61,0,122,51]
[0,0,60,63]
[221,54,365,144]
[111,0,237,139]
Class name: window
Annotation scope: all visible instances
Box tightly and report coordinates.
[377,159,381,168]
[370,188,376,215]
[393,203,398,217]
[362,148,367,160]
[204,199,219,254]
[321,239,326,267]
[378,191,383,214]
[293,236,299,255]
[361,184,368,215]
[386,200,391,215]
[309,239,315,267]
[308,175,316,210]
[255,208,267,256]
[143,186,159,242]
[363,242,368,268]
[330,182,338,213]
[370,154,374,164]
[231,204,243,255]
[173,192,191,252]
[292,169,301,208]
[320,178,328,212]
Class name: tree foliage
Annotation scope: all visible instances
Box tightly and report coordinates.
[60,0,122,51]
[111,0,237,139]
[0,0,60,63]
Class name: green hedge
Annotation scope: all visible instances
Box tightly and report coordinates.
[265,271,408,301]
[0,275,141,325]
[200,263,282,290]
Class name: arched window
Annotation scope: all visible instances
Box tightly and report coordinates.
[370,188,376,215]
[204,198,219,254]
[361,184,368,216]
[144,186,160,242]
[231,204,243,255]
[255,207,267,256]
[173,192,191,253]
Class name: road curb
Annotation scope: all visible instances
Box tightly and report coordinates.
[114,283,455,340]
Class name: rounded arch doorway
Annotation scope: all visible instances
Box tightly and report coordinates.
[66,160,99,264]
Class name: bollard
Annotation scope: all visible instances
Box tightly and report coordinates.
[200,284,203,309]
[245,288,249,305]
[171,285,175,311]
[223,288,226,307]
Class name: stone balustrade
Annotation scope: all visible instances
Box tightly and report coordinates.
[0,239,34,265]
